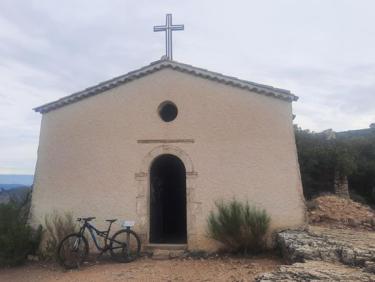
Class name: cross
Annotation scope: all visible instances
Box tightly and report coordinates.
[154,14,184,60]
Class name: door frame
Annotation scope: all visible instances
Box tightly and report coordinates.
[135,145,199,247]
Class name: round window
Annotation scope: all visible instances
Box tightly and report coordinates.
[158,101,178,122]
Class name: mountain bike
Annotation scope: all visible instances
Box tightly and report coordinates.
[57,217,141,269]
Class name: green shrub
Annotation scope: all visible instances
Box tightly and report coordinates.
[42,211,77,259]
[0,200,42,266]
[207,199,270,254]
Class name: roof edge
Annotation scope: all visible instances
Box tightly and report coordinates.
[34,59,298,113]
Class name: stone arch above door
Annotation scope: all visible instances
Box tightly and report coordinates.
[136,145,196,178]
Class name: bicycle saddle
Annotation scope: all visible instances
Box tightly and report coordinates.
[105,219,117,223]
[77,217,96,221]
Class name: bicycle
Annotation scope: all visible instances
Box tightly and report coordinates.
[57,217,141,269]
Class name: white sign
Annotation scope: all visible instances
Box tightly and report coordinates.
[123,220,135,227]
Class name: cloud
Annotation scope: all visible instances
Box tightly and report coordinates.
[0,0,374,174]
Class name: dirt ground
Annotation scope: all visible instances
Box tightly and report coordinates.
[0,256,282,282]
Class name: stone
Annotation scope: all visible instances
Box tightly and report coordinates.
[259,226,375,281]
[256,261,375,281]
[168,250,186,259]
[334,173,350,198]
[348,218,360,228]
[307,195,375,231]
[277,226,375,267]
[151,249,186,260]
[152,249,171,260]
[364,261,375,273]
[27,255,39,262]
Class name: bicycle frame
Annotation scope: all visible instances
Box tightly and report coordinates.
[79,221,112,252]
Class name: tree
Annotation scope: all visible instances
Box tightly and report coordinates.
[294,125,373,203]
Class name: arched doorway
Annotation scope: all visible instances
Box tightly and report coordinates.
[150,154,187,244]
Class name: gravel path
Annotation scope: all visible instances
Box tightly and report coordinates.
[0,256,281,282]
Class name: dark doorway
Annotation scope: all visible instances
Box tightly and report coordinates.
[150,154,187,244]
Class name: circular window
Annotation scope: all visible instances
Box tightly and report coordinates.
[158,101,178,122]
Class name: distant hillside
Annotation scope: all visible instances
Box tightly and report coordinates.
[0,186,31,204]
[0,174,33,190]
[0,184,29,190]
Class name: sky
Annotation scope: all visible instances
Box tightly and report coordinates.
[0,0,374,175]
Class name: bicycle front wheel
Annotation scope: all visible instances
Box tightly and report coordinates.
[109,229,141,263]
[57,233,89,269]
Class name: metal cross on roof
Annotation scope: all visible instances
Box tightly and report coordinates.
[153,14,184,60]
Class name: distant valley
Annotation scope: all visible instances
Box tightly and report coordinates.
[0,174,33,204]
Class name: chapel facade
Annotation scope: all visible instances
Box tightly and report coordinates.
[31,59,306,251]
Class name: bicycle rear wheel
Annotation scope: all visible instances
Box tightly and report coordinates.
[57,234,89,269]
[109,229,141,263]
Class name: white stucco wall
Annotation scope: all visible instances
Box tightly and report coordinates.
[31,68,306,250]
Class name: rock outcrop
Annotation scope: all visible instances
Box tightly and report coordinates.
[256,226,375,281]
[256,260,375,281]
[277,226,375,269]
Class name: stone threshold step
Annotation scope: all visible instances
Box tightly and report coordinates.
[150,249,186,260]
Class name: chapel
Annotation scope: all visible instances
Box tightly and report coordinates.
[30,58,306,251]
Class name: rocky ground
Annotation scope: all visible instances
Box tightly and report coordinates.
[0,256,282,282]
[257,260,375,281]
[256,195,375,281]
[256,226,375,281]
[277,226,375,267]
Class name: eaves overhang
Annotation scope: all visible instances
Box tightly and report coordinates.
[34,59,298,114]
